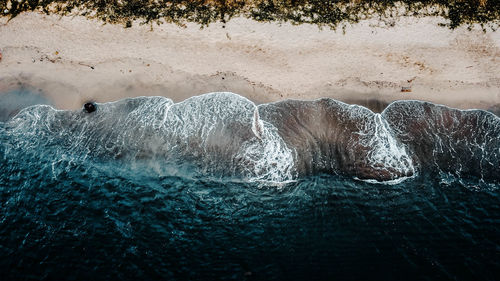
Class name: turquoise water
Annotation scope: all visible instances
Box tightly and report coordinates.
[1,93,499,280]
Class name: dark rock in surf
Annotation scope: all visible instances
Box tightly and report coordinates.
[84,102,97,113]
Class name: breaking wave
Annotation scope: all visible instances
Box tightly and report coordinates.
[2,92,499,184]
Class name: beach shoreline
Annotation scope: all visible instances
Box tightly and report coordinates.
[0,12,499,113]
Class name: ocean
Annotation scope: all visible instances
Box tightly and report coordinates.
[1,92,499,280]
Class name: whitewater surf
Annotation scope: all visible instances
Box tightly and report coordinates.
[1,92,499,280]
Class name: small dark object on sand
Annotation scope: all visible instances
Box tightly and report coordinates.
[401,86,412,93]
[84,102,97,113]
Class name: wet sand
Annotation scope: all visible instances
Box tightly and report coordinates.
[0,12,499,113]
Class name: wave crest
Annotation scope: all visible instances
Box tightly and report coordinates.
[3,93,499,184]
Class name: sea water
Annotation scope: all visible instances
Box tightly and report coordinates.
[0,92,499,280]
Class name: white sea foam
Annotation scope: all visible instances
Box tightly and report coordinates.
[4,92,499,185]
[365,114,415,177]
[160,92,296,183]
[346,104,415,182]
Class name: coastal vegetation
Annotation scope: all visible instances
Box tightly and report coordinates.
[1,0,499,29]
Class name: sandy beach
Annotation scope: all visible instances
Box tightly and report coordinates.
[0,12,499,113]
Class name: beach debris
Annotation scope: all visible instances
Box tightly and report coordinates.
[407,76,416,83]
[3,9,8,14]
[40,54,60,63]
[78,62,95,69]
[0,50,2,62]
[401,86,412,93]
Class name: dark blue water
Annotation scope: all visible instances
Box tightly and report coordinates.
[1,93,499,280]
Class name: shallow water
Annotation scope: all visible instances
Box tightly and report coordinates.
[1,93,499,280]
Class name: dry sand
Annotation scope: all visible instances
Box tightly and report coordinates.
[0,12,499,112]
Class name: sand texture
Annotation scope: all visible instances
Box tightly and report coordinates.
[0,12,499,112]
